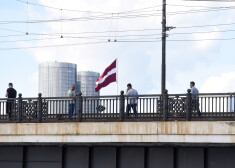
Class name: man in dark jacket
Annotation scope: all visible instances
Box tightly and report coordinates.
[5,83,17,119]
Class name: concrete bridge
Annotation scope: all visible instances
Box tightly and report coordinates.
[0,92,235,168]
[1,121,235,168]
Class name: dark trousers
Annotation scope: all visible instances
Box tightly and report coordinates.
[126,104,138,117]
[68,104,75,120]
[192,99,201,116]
[6,100,13,119]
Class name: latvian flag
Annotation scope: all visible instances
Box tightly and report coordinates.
[95,59,117,92]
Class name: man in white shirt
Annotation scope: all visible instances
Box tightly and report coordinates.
[126,83,138,117]
[190,81,201,116]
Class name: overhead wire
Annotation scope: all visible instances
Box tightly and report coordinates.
[0,7,234,25]
[16,0,162,15]
[0,27,26,33]
[0,37,61,44]
[2,20,235,38]
[169,29,235,36]
[0,33,161,44]
[0,34,26,38]
[0,1,232,27]
[0,0,233,50]
[0,41,109,50]
[0,11,162,25]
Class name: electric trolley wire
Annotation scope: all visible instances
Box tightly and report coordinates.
[0,37,61,44]
[2,25,235,44]
[1,7,235,25]
[0,27,26,33]
[167,37,235,41]
[166,6,235,15]
[2,36,235,50]
[0,12,163,25]
[0,33,161,44]
[0,1,232,26]
[0,0,234,50]
[0,40,108,50]
[167,4,235,9]
[169,29,235,36]
[2,27,235,44]
[16,0,162,15]
[0,27,162,36]
[176,22,235,29]
[0,34,26,38]
[2,20,235,38]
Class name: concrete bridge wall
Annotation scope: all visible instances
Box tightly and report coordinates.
[0,121,235,143]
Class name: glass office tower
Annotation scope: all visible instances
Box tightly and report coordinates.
[77,71,100,96]
[77,71,100,113]
[39,62,77,97]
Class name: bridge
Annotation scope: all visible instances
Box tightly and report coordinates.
[0,90,235,168]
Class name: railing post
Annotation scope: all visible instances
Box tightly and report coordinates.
[37,93,42,123]
[77,92,83,121]
[163,89,168,121]
[119,91,125,121]
[186,89,192,121]
[234,92,235,118]
[17,93,22,122]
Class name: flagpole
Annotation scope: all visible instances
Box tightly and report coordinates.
[116,57,118,95]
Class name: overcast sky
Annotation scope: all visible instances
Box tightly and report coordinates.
[0,0,235,97]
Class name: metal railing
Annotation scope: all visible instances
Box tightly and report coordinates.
[0,90,234,122]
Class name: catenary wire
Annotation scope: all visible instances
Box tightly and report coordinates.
[0,40,108,50]
[16,0,162,15]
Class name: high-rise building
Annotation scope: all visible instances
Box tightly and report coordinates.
[77,71,100,96]
[77,71,100,113]
[39,62,77,97]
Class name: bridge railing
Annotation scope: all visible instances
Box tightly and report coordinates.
[0,90,234,122]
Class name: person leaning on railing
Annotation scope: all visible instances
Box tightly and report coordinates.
[5,83,17,120]
[126,83,138,117]
[67,84,76,120]
[190,81,201,116]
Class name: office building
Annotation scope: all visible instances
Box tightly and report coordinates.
[77,71,100,96]
[39,62,77,97]
[77,71,100,113]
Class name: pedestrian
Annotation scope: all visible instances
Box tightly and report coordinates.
[126,83,138,117]
[67,84,76,120]
[190,81,201,116]
[5,83,17,119]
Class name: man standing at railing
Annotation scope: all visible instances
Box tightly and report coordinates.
[126,83,138,117]
[190,81,201,116]
[68,84,76,120]
[5,83,17,119]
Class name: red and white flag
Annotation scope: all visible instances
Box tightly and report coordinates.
[95,59,117,92]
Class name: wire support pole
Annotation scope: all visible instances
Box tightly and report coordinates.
[161,0,166,95]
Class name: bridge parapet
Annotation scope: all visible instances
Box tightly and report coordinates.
[0,121,235,144]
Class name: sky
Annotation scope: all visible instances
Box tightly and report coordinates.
[0,0,235,97]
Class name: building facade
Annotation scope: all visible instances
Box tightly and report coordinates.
[39,62,77,97]
[77,71,100,113]
[77,71,100,96]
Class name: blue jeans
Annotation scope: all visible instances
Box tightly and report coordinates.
[68,104,75,119]
[126,104,138,117]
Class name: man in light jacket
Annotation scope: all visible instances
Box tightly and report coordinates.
[126,83,138,117]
